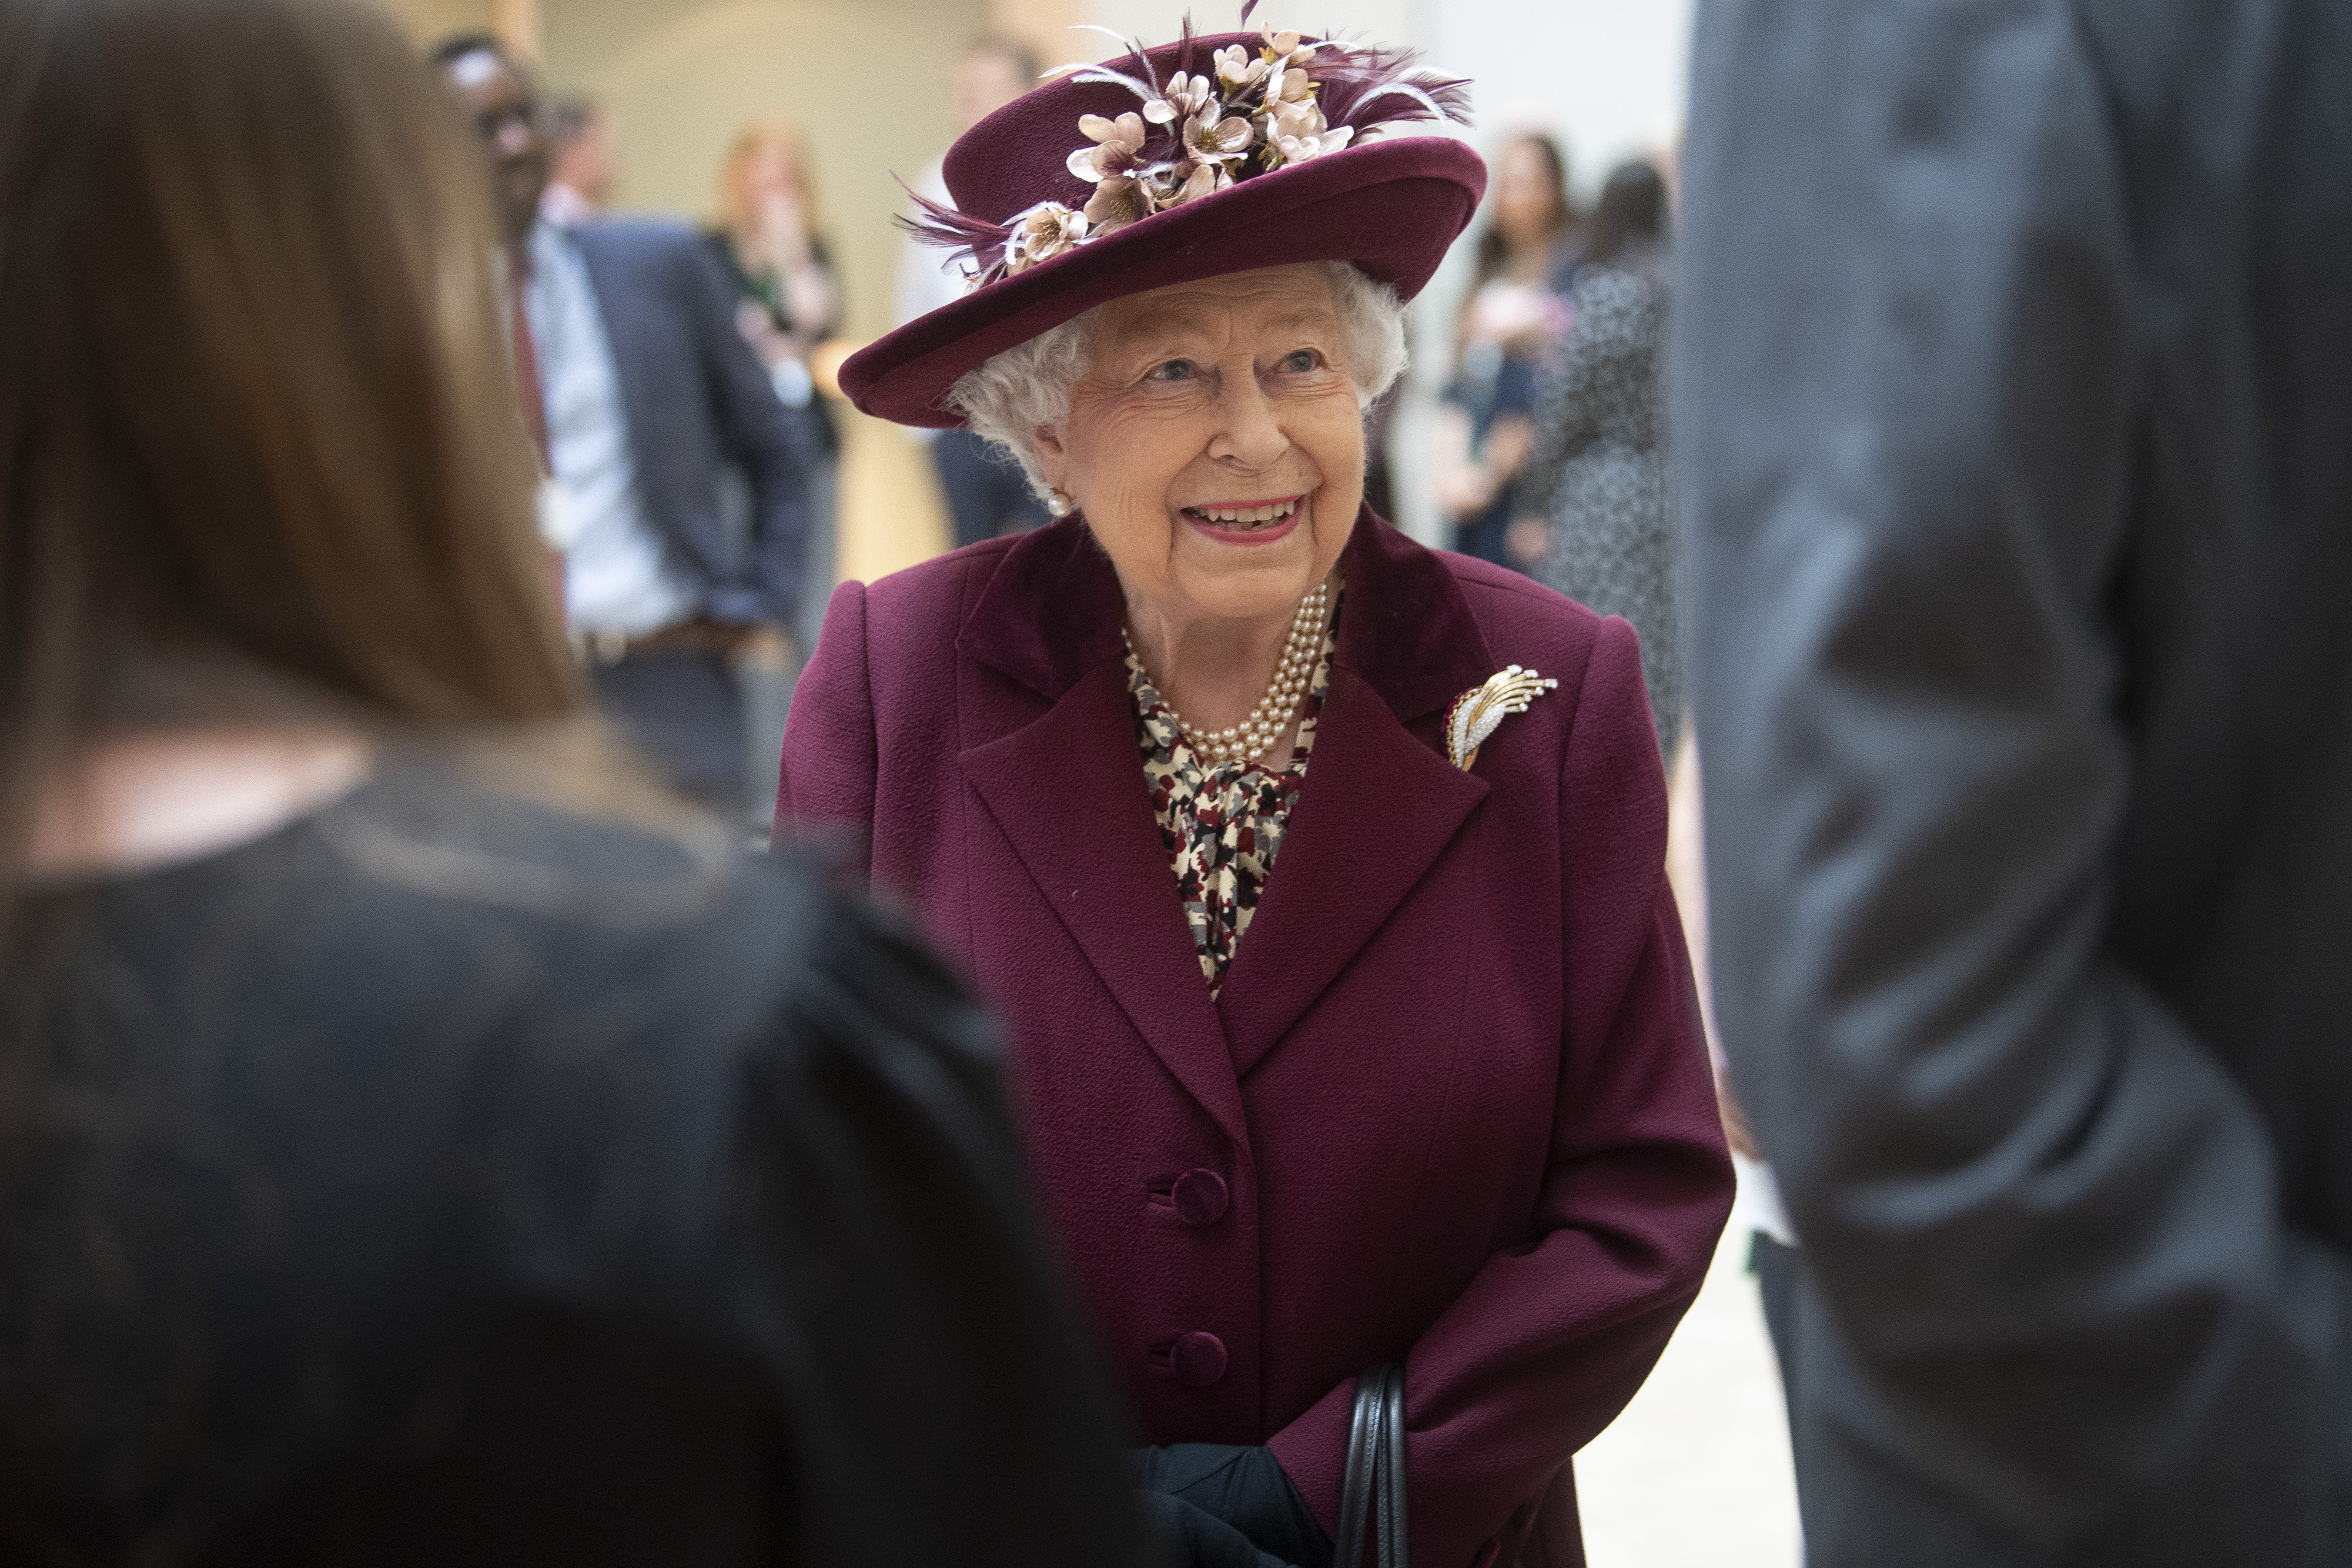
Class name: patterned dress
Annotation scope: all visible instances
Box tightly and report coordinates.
[1127,599,1341,992]
[1519,249,1682,754]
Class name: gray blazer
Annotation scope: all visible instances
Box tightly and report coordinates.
[574,218,810,626]
[1676,2,2352,1563]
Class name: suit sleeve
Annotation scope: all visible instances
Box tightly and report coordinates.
[677,235,811,627]
[1676,2,2352,1560]
[774,579,877,884]
[1268,619,1733,1568]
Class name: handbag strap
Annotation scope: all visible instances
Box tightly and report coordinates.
[1334,1364,1409,1568]
[1377,1364,1410,1568]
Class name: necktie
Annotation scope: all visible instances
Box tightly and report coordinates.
[510,265,550,474]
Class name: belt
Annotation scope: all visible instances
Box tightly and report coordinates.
[571,617,747,667]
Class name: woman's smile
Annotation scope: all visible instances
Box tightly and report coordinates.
[1179,492,1306,545]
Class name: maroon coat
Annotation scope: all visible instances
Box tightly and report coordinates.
[777,510,1731,1568]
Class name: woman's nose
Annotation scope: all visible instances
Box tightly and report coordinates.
[1206,374,1288,469]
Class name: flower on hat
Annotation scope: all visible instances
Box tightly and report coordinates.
[1003,201,1090,274]
[1082,173,1150,232]
[1258,19,1314,65]
[1067,112,1149,183]
[1144,70,1220,127]
[1270,120,1354,168]
[1183,105,1254,169]
[901,19,1470,291]
[1212,43,1266,89]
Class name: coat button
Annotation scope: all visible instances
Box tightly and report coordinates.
[1171,1331,1227,1387]
[1171,1168,1230,1226]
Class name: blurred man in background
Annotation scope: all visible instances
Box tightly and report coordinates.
[1678,2,2352,1564]
[435,37,810,819]
[541,94,616,226]
[891,35,1048,550]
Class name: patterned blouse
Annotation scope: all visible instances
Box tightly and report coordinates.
[1127,598,1342,993]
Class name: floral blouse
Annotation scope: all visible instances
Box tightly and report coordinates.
[1127,598,1341,993]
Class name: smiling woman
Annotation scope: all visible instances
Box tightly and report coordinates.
[957,261,1399,766]
[779,20,1733,1568]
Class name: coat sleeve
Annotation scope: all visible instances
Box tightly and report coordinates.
[1267,618,1733,1568]
[1676,2,2352,1561]
[774,579,876,883]
[676,233,812,628]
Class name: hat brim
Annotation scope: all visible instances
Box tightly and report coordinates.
[840,134,1486,428]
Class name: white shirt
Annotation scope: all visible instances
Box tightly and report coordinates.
[525,220,694,635]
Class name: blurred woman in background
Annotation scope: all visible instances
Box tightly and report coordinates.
[709,119,843,652]
[0,0,1148,1561]
[1514,159,1681,752]
[1434,130,1579,568]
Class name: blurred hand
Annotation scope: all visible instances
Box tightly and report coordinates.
[1716,1067,1762,1160]
[734,301,796,371]
[1435,463,1499,518]
[1483,414,1533,482]
[1503,516,1550,567]
[726,622,797,672]
[757,187,809,264]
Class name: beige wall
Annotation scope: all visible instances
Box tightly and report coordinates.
[380,0,491,45]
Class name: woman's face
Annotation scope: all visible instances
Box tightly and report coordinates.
[1034,265,1363,626]
[1494,138,1559,250]
[736,136,800,211]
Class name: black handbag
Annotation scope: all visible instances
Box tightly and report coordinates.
[1333,1364,1408,1568]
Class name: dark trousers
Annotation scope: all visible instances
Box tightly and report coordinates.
[590,649,746,818]
[932,428,1050,549]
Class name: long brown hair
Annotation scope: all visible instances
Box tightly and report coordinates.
[0,0,585,894]
[716,119,826,239]
[1471,130,1575,291]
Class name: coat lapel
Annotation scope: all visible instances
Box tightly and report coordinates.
[1215,512,1503,1073]
[957,524,1250,1150]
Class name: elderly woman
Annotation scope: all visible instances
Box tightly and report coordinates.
[780,24,1731,1568]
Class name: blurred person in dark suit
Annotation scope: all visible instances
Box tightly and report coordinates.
[435,36,811,819]
[540,93,616,226]
[0,0,1153,1562]
[1677,1,2352,1563]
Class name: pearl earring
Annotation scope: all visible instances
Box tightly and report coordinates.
[1045,488,1074,518]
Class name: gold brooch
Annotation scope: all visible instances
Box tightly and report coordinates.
[1445,665,1558,771]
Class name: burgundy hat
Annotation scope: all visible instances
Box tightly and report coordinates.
[840,22,1485,428]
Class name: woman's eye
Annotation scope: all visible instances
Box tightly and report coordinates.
[1277,349,1320,374]
[1147,359,1197,382]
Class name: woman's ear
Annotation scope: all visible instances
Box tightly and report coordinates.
[1031,424,1070,491]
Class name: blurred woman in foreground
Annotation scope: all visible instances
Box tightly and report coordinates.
[0,0,1147,1563]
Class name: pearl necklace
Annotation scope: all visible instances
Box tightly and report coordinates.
[1124,582,1330,766]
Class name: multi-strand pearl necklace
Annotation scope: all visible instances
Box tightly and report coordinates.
[1124,581,1331,766]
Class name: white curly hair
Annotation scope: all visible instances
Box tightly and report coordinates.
[941,260,1409,502]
